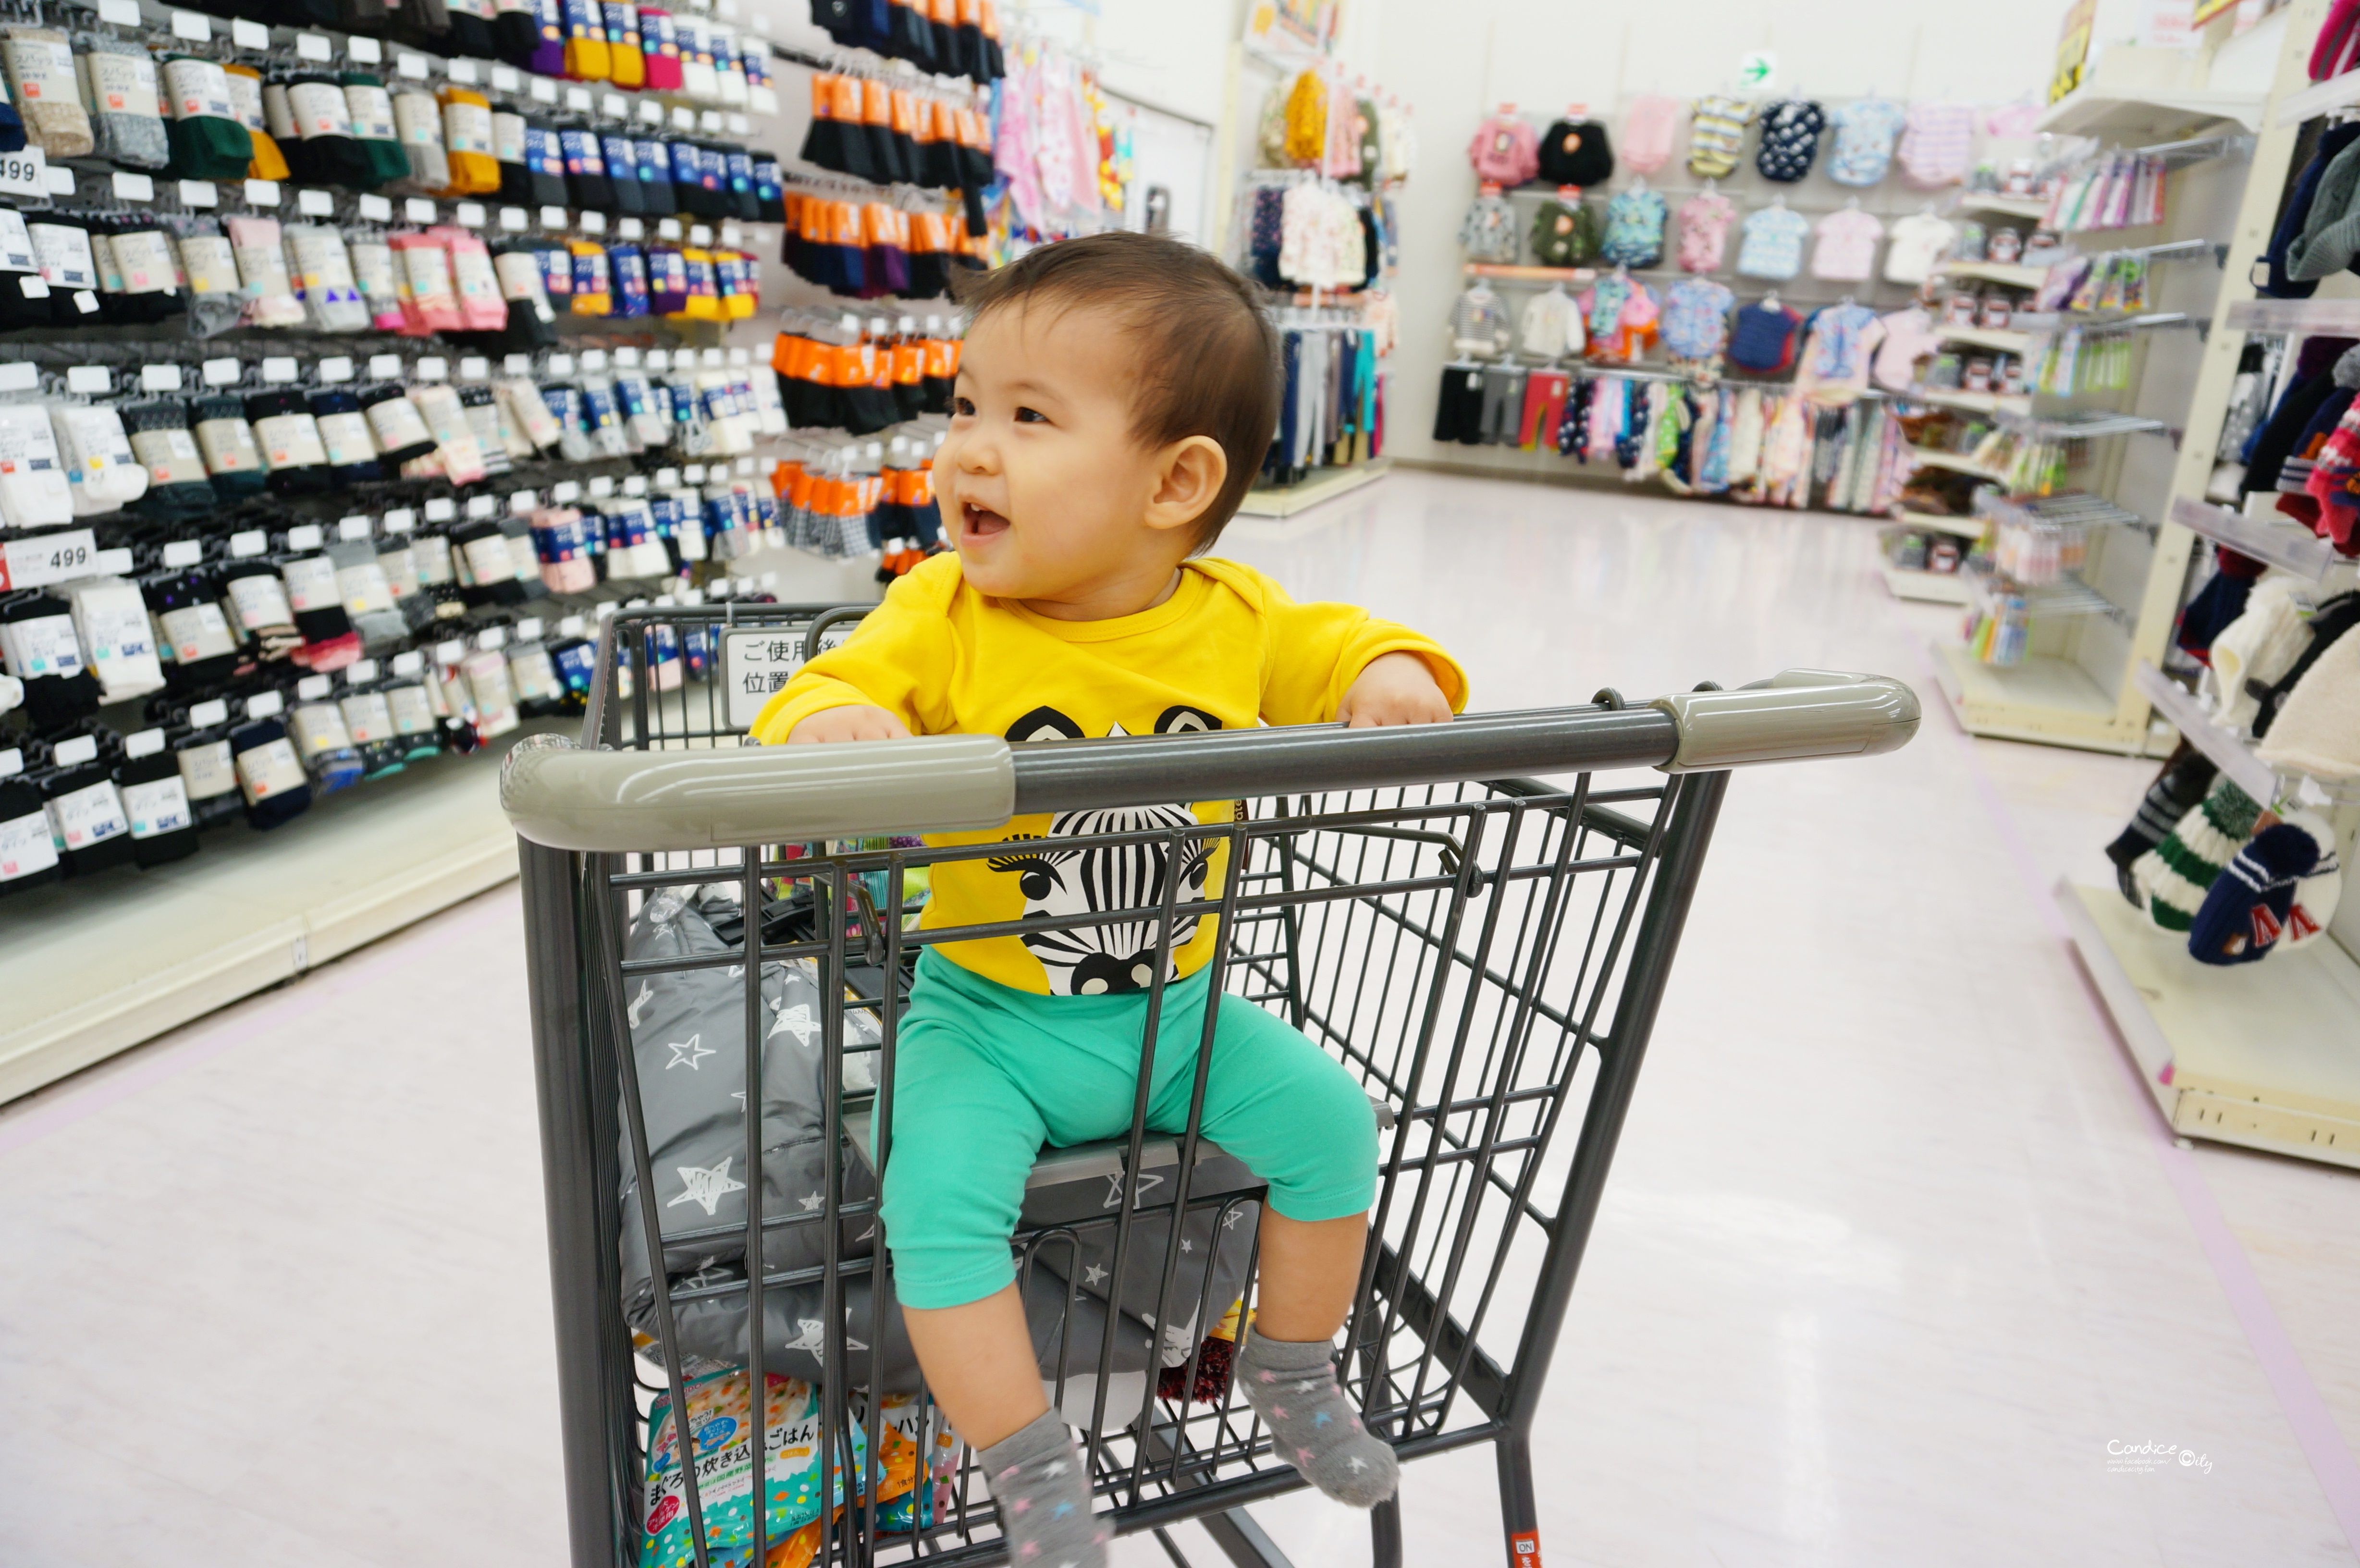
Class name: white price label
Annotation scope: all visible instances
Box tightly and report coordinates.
[564,87,592,111]
[0,530,99,591]
[499,206,528,231]
[296,32,332,61]
[602,93,629,119]
[44,166,75,196]
[466,495,496,519]
[286,524,325,551]
[202,357,242,385]
[143,365,186,392]
[455,201,486,228]
[748,85,778,117]
[382,508,415,533]
[550,480,581,502]
[261,357,299,383]
[422,497,456,522]
[624,475,648,496]
[529,76,556,103]
[724,629,803,731]
[162,540,205,567]
[180,180,219,208]
[539,205,567,230]
[232,18,270,49]
[581,349,608,370]
[97,0,140,24]
[0,147,50,199]
[339,516,374,540]
[246,691,284,719]
[617,217,644,241]
[509,490,537,514]
[588,475,614,498]
[318,356,353,382]
[657,219,682,240]
[637,99,663,125]
[447,58,478,84]
[245,179,282,207]
[671,106,695,131]
[171,9,210,39]
[112,172,154,202]
[405,197,437,222]
[66,367,110,394]
[349,36,382,63]
[298,188,335,216]
[415,356,448,380]
[458,355,489,379]
[491,65,520,91]
[396,53,430,80]
[357,193,392,221]
[368,354,403,378]
[726,113,750,135]
[580,209,606,234]
[546,354,574,375]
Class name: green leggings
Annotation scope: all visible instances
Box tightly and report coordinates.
[877,950,1380,1311]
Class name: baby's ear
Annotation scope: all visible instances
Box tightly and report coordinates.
[1144,435,1228,534]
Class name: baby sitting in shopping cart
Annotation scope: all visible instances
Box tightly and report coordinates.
[752,230,1464,1568]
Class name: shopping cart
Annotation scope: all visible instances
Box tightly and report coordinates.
[503,600,1918,1568]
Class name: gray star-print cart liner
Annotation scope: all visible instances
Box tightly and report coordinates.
[504,601,1918,1568]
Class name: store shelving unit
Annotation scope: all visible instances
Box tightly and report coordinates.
[1940,325,2033,355]
[1912,451,2006,482]
[1933,259,2050,291]
[1926,0,2326,758]
[1958,193,2053,222]
[1881,564,1976,604]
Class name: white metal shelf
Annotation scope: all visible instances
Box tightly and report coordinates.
[2276,65,2360,125]
[2167,496,2339,578]
[1940,325,2031,355]
[1957,192,2051,221]
[2129,659,2281,802]
[1934,259,2049,291]
[1893,506,1985,536]
[1910,450,2005,481]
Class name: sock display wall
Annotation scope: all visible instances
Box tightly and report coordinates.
[0,0,816,1102]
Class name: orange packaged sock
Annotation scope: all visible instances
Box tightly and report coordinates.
[603,1,644,87]
[439,86,500,195]
[561,0,612,79]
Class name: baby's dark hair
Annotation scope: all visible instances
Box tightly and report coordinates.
[952,231,1280,551]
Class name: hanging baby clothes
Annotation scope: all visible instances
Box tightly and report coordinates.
[1794,302,1885,405]
[1600,185,1668,267]
[1825,99,1907,186]
[1754,100,1826,182]
[1881,211,1957,284]
[1809,206,1884,281]
[1676,189,1736,272]
[1688,95,1753,178]
[1737,204,1809,279]
[1661,277,1735,375]
[1458,189,1518,261]
[1897,102,1976,187]
[1871,303,1940,392]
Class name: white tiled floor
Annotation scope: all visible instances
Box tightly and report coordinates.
[5,470,2357,1568]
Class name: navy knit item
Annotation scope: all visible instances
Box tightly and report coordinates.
[2189,823,2321,965]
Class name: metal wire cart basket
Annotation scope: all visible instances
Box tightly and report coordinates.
[502,602,1918,1568]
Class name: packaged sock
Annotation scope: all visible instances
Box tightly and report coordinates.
[322,539,402,653]
[123,402,216,522]
[440,85,500,194]
[98,216,184,327]
[666,136,707,215]
[539,381,595,461]
[496,375,563,451]
[26,212,104,326]
[79,35,169,169]
[167,55,258,180]
[384,657,444,759]
[568,237,612,313]
[492,0,544,69]
[147,567,240,689]
[580,373,629,455]
[530,234,573,311]
[450,518,527,605]
[0,54,25,154]
[117,732,199,867]
[493,105,533,202]
[0,205,45,330]
[674,245,719,320]
[283,221,371,331]
[523,115,571,205]
[278,540,362,670]
[310,387,385,484]
[229,710,313,829]
[753,155,784,222]
[349,234,405,330]
[559,118,614,208]
[0,770,63,894]
[217,62,287,181]
[227,214,306,328]
[391,229,464,334]
[52,404,149,518]
[342,72,410,186]
[191,395,269,500]
[440,224,507,328]
[287,675,365,791]
[601,128,644,214]
[409,382,489,483]
[0,402,75,527]
[533,503,595,589]
[639,6,682,89]
[607,240,649,316]
[561,0,611,78]
[271,72,371,188]
[336,661,406,776]
[689,142,730,218]
[4,28,94,159]
[63,576,162,702]
[507,631,563,716]
[1,593,101,726]
[40,745,135,877]
[441,0,498,59]
[529,0,568,74]
[604,1,645,87]
[172,706,245,829]
[723,146,758,221]
[487,241,559,347]
[389,82,452,194]
[172,218,247,337]
[633,135,675,215]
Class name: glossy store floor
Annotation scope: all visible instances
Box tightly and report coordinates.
[5,469,2358,1568]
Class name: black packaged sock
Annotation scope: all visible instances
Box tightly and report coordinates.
[173,722,245,830]
[193,395,270,501]
[147,568,243,692]
[358,384,438,465]
[753,156,785,222]
[452,519,528,606]
[117,747,201,867]
[724,147,759,221]
[443,0,496,57]
[525,116,572,207]
[276,73,372,189]
[230,716,312,830]
[217,557,304,663]
[3,594,103,727]
[245,391,331,495]
[123,402,220,523]
[559,120,614,210]
[41,761,137,877]
[0,776,62,894]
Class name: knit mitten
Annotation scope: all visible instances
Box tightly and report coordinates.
[1233,1331,1399,1507]
[2130,778,2263,933]
[978,1411,1106,1568]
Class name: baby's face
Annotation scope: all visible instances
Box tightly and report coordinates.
[934,301,1179,606]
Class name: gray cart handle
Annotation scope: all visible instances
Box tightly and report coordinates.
[501,668,1917,853]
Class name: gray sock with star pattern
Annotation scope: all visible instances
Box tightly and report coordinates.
[978,1409,1106,1568]
[1235,1330,1400,1507]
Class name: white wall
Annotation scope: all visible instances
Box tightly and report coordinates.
[1352,0,2081,471]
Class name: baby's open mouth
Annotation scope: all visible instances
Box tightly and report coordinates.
[960,502,1010,538]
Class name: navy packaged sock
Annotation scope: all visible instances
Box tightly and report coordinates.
[117,746,201,867]
[230,716,313,829]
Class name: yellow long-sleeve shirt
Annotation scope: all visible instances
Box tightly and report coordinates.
[751,553,1467,996]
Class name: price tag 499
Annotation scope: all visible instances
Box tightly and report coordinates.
[0,145,49,200]
[0,529,99,592]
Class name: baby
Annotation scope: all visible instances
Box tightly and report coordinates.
[752,231,1464,1567]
